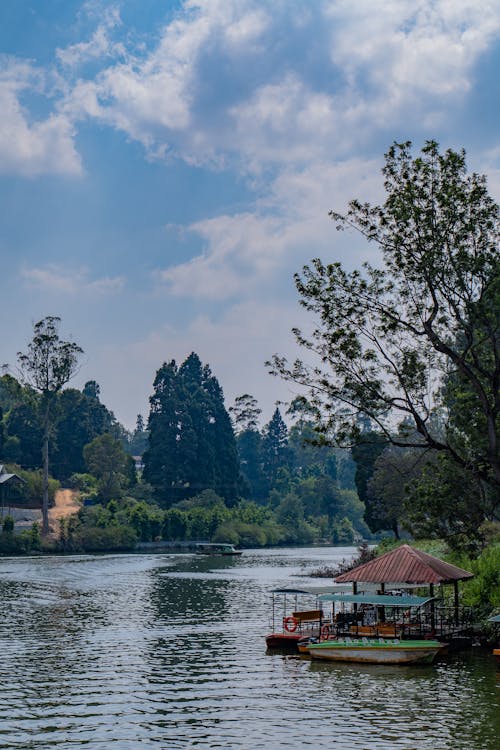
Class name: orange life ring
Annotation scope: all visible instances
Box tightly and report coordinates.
[321,624,330,640]
[283,616,298,633]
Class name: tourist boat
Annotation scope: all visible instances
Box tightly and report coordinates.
[195,543,242,556]
[304,637,444,664]
[265,586,350,650]
[295,591,447,664]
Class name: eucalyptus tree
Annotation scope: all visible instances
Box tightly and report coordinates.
[17,316,83,534]
[269,141,500,496]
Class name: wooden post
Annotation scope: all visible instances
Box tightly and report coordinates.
[379,582,386,623]
[430,583,435,631]
[454,580,459,627]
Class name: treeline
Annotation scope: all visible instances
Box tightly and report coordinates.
[2,141,498,560]
[0,348,370,553]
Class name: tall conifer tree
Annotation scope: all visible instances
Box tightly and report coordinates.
[143,354,241,506]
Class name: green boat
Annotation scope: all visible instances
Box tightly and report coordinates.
[305,637,445,665]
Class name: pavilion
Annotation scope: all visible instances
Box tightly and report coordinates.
[334,544,473,629]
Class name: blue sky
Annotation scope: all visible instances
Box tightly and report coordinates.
[1,0,499,429]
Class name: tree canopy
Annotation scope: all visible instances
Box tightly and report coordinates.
[16,317,83,533]
[269,141,499,498]
[143,353,241,507]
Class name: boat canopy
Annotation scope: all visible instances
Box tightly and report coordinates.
[271,585,351,595]
[488,613,500,623]
[318,593,436,608]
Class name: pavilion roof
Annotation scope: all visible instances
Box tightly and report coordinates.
[334,544,473,585]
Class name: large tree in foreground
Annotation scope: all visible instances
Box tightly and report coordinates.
[17,317,83,534]
[269,141,499,499]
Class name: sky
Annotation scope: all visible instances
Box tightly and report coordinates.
[1,0,499,431]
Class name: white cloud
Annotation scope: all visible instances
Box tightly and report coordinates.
[21,264,125,295]
[157,155,383,301]
[158,212,289,299]
[0,60,82,177]
[58,0,500,172]
[325,0,500,107]
[4,0,498,177]
[56,6,124,68]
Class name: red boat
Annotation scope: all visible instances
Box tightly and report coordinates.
[265,587,340,651]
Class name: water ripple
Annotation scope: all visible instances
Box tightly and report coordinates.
[0,551,497,749]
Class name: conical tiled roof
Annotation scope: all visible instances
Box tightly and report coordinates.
[335,544,473,585]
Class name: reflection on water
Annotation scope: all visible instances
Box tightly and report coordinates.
[0,548,497,749]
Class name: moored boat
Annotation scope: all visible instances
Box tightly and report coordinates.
[305,637,445,665]
[265,586,347,651]
[196,543,242,556]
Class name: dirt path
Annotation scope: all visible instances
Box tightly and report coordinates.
[48,488,81,536]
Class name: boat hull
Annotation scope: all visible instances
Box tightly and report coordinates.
[265,633,303,649]
[307,639,443,665]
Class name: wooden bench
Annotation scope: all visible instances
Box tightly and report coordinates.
[292,609,324,623]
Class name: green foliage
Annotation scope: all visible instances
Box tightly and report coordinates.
[2,516,14,533]
[83,433,130,503]
[50,384,117,480]
[16,316,83,535]
[269,141,500,532]
[331,517,357,545]
[405,453,496,554]
[261,407,289,486]
[449,545,500,616]
[143,353,241,507]
[128,414,148,456]
[72,525,137,552]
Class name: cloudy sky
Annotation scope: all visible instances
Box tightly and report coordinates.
[1,0,499,429]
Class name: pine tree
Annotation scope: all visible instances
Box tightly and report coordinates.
[142,360,180,503]
[143,354,241,507]
[262,407,289,486]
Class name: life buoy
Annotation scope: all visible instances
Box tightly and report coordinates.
[321,624,330,640]
[283,616,298,633]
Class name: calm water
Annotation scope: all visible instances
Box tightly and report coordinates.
[0,547,497,750]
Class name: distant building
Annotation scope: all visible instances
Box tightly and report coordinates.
[0,465,26,516]
[133,455,144,472]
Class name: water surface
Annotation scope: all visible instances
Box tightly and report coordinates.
[0,547,497,749]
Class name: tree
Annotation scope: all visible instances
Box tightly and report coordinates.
[142,360,180,503]
[351,431,387,532]
[143,353,241,507]
[229,394,262,433]
[17,317,83,534]
[269,141,499,496]
[83,433,129,503]
[367,446,429,539]
[129,414,148,455]
[50,385,115,480]
[261,407,289,486]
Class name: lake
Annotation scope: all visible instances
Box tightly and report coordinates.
[0,547,497,749]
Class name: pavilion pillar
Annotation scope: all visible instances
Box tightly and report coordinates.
[430,583,435,631]
[378,582,386,622]
[454,580,459,626]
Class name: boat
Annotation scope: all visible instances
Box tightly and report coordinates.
[304,637,445,664]
[195,543,242,556]
[265,586,350,651]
